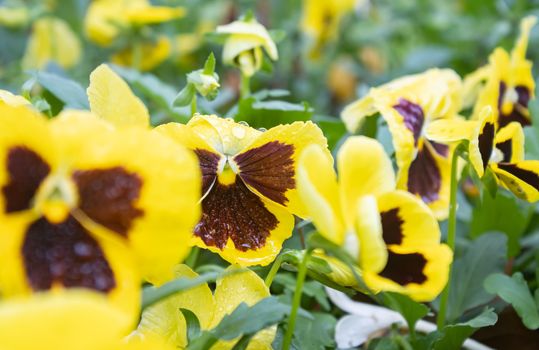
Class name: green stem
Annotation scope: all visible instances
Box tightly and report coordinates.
[436,145,461,329]
[190,95,197,116]
[185,247,199,268]
[282,249,311,350]
[240,73,251,99]
[264,254,283,287]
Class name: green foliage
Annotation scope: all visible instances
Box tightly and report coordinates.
[33,71,89,110]
[382,292,429,339]
[179,308,202,344]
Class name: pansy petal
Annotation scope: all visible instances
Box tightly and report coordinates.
[211,266,276,350]
[0,90,31,107]
[469,106,496,178]
[234,121,328,218]
[297,144,344,245]
[340,93,378,133]
[493,161,539,202]
[126,6,185,24]
[338,136,395,228]
[511,16,537,62]
[0,290,133,350]
[494,122,525,163]
[364,243,452,302]
[425,118,476,143]
[0,213,140,318]
[462,65,491,109]
[87,64,150,128]
[192,177,294,267]
[0,105,56,215]
[376,190,442,247]
[355,195,386,274]
[217,20,278,60]
[55,121,201,282]
[137,264,215,348]
[112,36,172,71]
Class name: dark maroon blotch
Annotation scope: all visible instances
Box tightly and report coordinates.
[393,99,425,146]
[2,146,50,213]
[497,163,539,191]
[380,208,405,245]
[194,177,278,251]
[194,149,221,197]
[234,141,295,205]
[478,122,495,171]
[496,139,513,163]
[73,167,143,237]
[379,250,428,286]
[407,143,441,204]
[498,82,531,128]
[22,216,116,293]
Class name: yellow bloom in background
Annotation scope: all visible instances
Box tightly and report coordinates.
[297,136,452,301]
[0,6,29,28]
[0,104,201,312]
[156,115,328,266]
[111,36,172,72]
[464,16,537,128]
[136,265,274,350]
[341,69,463,219]
[22,17,81,70]
[301,0,358,58]
[427,106,539,202]
[217,17,278,77]
[85,0,185,47]
[0,290,173,350]
[0,90,30,107]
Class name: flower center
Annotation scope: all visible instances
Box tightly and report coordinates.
[34,172,78,223]
[502,86,519,115]
[217,156,239,186]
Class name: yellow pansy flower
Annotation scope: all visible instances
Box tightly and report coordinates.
[427,106,539,202]
[217,17,278,77]
[297,136,452,301]
[85,0,185,47]
[301,0,358,58]
[0,104,201,314]
[136,265,274,349]
[22,17,82,69]
[0,289,174,350]
[156,115,328,266]
[112,36,172,72]
[341,69,463,219]
[464,16,536,128]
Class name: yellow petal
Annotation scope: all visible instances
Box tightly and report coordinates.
[235,120,328,218]
[22,17,81,69]
[112,36,172,71]
[0,90,31,107]
[137,264,215,348]
[84,0,127,46]
[0,290,133,350]
[493,161,539,202]
[425,118,477,143]
[338,136,395,228]
[211,266,276,350]
[126,6,185,24]
[297,144,344,245]
[217,20,278,61]
[340,93,377,133]
[87,64,150,128]
[355,195,387,274]
[494,122,525,163]
[511,16,537,63]
[462,65,491,109]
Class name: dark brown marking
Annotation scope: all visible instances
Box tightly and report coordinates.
[381,208,405,245]
[2,146,50,213]
[407,144,441,203]
[496,139,513,163]
[194,149,220,197]
[234,141,295,205]
[379,250,427,286]
[194,177,278,251]
[393,99,425,146]
[497,163,539,191]
[22,216,116,293]
[73,167,143,237]
[478,122,495,171]
[430,141,449,157]
[498,82,531,128]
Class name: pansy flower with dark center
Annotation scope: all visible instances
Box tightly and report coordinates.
[0,105,201,315]
[156,114,328,266]
[341,69,463,219]
[297,136,452,301]
[428,106,539,202]
[464,16,536,128]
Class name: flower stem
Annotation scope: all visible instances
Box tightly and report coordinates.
[190,95,197,116]
[436,145,461,329]
[240,73,251,99]
[264,254,283,287]
[282,249,311,350]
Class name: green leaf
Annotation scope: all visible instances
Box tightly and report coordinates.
[235,98,313,129]
[470,190,532,256]
[312,115,347,150]
[179,308,201,344]
[432,308,498,350]
[251,89,290,100]
[382,292,429,337]
[188,297,290,350]
[292,312,337,350]
[174,84,196,107]
[273,274,330,310]
[434,232,506,322]
[34,71,89,109]
[481,167,498,198]
[231,334,255,350]
[203,52,216,75]
[484,272,539,330]
[269,29,287,43]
